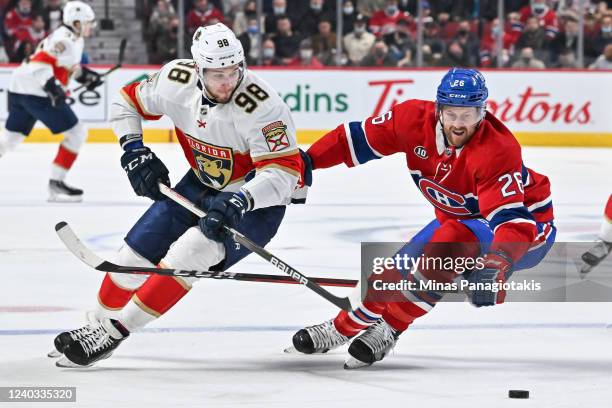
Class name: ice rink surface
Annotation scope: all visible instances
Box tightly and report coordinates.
[0,144,611,407]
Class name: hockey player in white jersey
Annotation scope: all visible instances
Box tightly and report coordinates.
[50,23,306,367]
[0,1,102,202]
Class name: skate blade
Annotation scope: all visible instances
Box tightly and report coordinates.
[48,193,83,203]
[55,356,93,368]
[283,346,330,354]
[343,356,372,370]
[47,349,62,358]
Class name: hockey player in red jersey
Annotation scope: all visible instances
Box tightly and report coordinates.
[580,195,612,276]
[0,1,102,202]
[289,68,556,369]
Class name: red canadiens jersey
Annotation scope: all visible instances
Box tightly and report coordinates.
[518,6,559,38]
[307,99,554,261]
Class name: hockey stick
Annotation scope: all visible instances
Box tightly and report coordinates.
[72,38,127,93]
[158,183,354,311]
[55,221,358,288]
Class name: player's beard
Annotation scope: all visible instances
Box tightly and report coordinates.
[445,125,476,148]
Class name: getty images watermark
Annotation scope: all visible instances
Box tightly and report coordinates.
[360,242,612,302]
[0,387,76,402]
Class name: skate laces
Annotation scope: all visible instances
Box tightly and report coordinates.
[68,312,99,341]
[80,323,115,357]
[307,319,349,350]
[359,320,398,354]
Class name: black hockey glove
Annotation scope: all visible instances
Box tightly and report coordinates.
[300,149,313,187]
[43,77,66,107]
[199,192,248,242]
[120,145,170,201]
[75,66,104,91]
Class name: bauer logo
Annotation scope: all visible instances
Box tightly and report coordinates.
[271,258,308,285]
[414,146,428,159]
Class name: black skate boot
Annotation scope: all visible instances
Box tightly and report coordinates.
[48,180,83,203]
[580,240,612,277]
[48,311,99,358]
[285,319,351,354]
[56,318,129,368]
[344,319,400,369]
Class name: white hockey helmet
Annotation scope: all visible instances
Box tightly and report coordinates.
[63,1,96,30]
[191,23,245,71]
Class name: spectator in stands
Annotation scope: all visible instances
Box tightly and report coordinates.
[436,11,457,40]
[422,42,444,66]
[341,1,357,35]
[422,19,446,59]
[357,0,386,17]
[288,38,324,67]
[453,20,479,66]
[4,0,33,62]
[480,17,516,67]
[296,0,331,38]
[261,37,283,66]
[273,14,301,64]
[518,0,559,39]
[383,17,415,65]
[368,0,411,38]
[343,13,375,65]
[27,14,45,45]
[515,15,548,55]
[238,16,262,65]
[557,49,580,67]
[186,0,225,36]
[361,38,397,66]
[233,0,260,36]
[311,18,336,59]
[42,0,62,32]
[589,42,612,69]
[593,14,612,55]
[549,15,579,66]
[511,46,546,68]
[149,15,179,64]
[439,39,471,67]
[265,0,290,34]
[149,0,176,34]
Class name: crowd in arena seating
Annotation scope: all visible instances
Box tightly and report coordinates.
[1,0,611,69]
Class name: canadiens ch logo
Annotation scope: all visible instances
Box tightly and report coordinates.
[414,146,428,159]
[418,178,471,216]
[184,135,233,189]
[262,121,290,152]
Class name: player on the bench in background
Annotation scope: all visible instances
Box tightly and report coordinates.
[0,1,102,202]
[289,68,556,369]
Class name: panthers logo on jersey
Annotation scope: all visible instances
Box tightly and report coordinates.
[184,135,233,189]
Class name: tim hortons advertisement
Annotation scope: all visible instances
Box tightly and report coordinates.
[0,66,610,145]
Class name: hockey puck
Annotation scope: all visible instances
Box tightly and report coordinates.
[508,390,530,399]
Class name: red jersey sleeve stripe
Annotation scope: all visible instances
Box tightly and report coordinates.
[120,82,163,121]
[29,51,71,86]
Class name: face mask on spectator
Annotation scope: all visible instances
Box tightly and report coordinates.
[532,4,546,15]
[311,2,322,11]
[18,4,31,14]
[602,26,612,34]
[386,6,398,15]
[355,25,366,35]
[458,29,468,36]
[247,25,258,34]
[263,48,274,59]
[375,48,385,58]
[300,49,313,60]
[492,26,501,36]
[273,6,285,15]
[344,6,354,14]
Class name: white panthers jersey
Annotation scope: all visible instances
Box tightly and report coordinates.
[9,25,84,97]
[111,59,303,210]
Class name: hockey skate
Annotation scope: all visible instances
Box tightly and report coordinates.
[580,240,612,277]
[344,319,400,369]
[48,180,83,203]
[56,318,129,368]
[48,311,99,358]
[285,319,351,354]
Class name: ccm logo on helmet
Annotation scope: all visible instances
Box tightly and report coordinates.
[418,179,472,215]
[449,94,467,98]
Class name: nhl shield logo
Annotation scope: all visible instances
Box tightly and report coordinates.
[262,121,290,152]
[184,135,233,189]
[414,146,428,159]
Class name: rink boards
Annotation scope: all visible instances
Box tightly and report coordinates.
[0,66,611,146]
